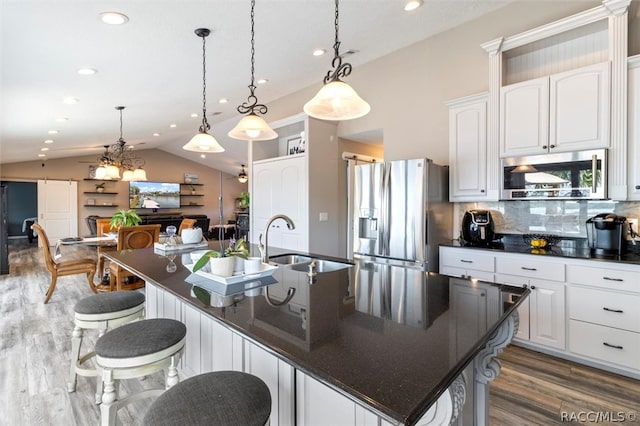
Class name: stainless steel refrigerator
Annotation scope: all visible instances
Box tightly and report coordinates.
[348,158,451,329]
[351,158,451,270]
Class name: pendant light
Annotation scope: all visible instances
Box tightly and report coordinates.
[238,164,248,183]
[183,28,225,153]
[228,0,277,141]
[303,0,370,121]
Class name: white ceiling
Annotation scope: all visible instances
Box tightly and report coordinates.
[0,0,514,176]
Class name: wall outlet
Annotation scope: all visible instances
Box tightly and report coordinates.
[319,212,328,222]
[627,218,638,240]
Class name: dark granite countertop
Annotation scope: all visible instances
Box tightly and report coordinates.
[104,244,528,425]
[443,234,640,265]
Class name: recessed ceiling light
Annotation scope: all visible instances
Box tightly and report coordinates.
[44,139,54,144]
[55,117,68,122]
[152,133,160,137]
[99,12,129,25]
[41,147,49,151]
[218,98,228,104]
[190,113,198,118]
[77,68,97,75]
[48,130,58,134]
[63,97,79,104]
[404,0,423,12]
[169,124,177,128]
[38,154,46,158]
[200,154,206,159]
[313,49,326,56]
[257,78,268,85]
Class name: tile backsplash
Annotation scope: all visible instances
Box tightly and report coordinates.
[455,200,640,238]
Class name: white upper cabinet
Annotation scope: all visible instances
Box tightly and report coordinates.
[501,62,610,157]
[447,93,490,201]
[627,56,640,200]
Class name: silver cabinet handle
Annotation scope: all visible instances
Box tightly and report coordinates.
[521,266,537,271]
[603,276,623,282]
[591,154,597,193]
[460,259,473,263]
[603,342,623,350]
[603,307,623,313]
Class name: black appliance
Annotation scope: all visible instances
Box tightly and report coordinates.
[461,209,496,245]
[586,213,627,256]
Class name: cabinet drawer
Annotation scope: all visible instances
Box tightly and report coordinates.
[566,265,640,294]
[569,287,640,332]
[569,320,640,371]
[440,265,494,282]
[495,256,564,282]
[441,250,494,273]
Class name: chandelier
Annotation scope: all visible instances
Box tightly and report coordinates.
[228,0,277,141]
[238,164,248,183]
[95,106,147,181]
[303,0,370,121]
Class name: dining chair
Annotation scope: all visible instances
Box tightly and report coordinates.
[108,224,160,291]
[30,223,98,304]
[95,218,116,279]
[178,218,197,236]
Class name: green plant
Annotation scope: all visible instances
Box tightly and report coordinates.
[109,209,142,229]
[239,191,250,208]
[192,237,249,272]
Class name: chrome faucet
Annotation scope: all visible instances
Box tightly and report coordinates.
[259,214,296,263]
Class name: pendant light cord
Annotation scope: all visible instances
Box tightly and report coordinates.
[199,31,211,132]
[119,107,124,142]
[324,0,351,84]
[237,0,267,116]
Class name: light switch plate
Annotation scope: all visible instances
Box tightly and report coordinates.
[319,212,328,222]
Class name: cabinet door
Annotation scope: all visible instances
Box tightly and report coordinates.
[529,279,565,350]
[450,280,487,358]
[550,62,609,152]
[245,341,295,426]
[448,95,488,201]
[628,60,640,200]
[500,77,549,157]
[296,371,356,426]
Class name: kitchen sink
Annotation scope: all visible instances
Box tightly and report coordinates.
[290,259,353,273]
[269,254,353,273]
[269,254,313,265]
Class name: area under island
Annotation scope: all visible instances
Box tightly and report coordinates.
[103,245,529,426]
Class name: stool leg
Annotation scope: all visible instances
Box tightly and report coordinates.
[94,328,108,403]
[100,369,118,426]
[165,355,180,389]
[67,325,83,392]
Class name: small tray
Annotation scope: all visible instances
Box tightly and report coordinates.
[154,240,208,252]
[185,262,278,284]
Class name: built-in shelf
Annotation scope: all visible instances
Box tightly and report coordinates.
[180,194,204,196]
[83,191,118,195]
[84,204,119,208]
[180,183,203,186]
[180,204,203,207]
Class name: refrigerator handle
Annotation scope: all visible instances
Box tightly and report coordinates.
[380,164,390,256]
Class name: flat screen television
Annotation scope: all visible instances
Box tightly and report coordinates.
[129,181,181,210]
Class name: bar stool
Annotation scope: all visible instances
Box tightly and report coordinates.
[67,291,146,403]
[95,318,186,426]
[142,371,272,426]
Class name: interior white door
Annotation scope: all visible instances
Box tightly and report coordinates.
[37,179,78,246]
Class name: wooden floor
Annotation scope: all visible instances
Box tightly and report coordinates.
[1,239,638,425]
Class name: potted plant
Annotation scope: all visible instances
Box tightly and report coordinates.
[192,237,249,277]
[239,191,250,211]
[110,209,142,229]
[95,182,106,193]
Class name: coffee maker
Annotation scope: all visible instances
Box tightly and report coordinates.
[586,213,627,256]
[461,209,496,245]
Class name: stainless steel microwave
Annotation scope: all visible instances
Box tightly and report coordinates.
[501,149,607,200]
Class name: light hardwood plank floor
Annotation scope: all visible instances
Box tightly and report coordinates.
[1,239,638,425]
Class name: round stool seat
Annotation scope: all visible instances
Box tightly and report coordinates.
[143,371,272,426]
[96,318,186,360]
[75,291,145,316]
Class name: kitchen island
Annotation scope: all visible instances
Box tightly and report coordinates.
[103,246,528,426]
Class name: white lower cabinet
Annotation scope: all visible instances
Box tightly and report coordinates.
[296,371,357,426]
[567,262,640,374]
[439,247,495,282]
